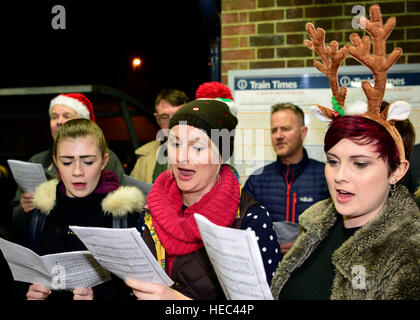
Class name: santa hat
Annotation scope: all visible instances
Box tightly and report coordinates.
[195,81,237,116]
[49,93,95,122]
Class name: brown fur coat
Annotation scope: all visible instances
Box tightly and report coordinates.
[271,185,420,300]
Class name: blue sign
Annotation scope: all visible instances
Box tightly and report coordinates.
[234,72,420,90]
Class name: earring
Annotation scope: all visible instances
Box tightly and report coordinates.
[389,183,397,192]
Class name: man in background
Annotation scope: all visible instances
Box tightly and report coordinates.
[11,93,125,242]
[130,89,189,183]
[244,103,329,254]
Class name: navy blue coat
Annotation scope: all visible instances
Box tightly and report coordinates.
[243,149,330,223]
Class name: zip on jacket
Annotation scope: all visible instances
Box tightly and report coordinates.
[285,165,297,223]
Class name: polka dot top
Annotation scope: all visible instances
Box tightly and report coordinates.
[241,205,282,285]
[138,203,282,286]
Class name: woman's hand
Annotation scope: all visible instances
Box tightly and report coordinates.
[73,287,94,300]
[26,283,51,300]
[21,192,35,213]
[125,278,191,300]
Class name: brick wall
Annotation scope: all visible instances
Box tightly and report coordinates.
[221,0,420,84]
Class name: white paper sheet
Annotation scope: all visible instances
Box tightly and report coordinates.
[194,214,274,300]
[0,237,111,290]
[69,226,174,286]
[7,159,47,193]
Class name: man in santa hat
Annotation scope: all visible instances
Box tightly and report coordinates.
[10,93,126,242]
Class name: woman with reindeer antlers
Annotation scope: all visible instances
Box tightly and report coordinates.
[270,4,420,300]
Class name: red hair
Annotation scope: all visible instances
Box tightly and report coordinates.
[324,116,400,173]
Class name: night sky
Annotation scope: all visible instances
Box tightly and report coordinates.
[0,1,221,223]
[0,1,217,107]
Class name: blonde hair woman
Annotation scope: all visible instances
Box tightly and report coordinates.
[24,119,145,300]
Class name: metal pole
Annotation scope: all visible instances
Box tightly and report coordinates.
[119,100,140,152]
[209,36,221,81]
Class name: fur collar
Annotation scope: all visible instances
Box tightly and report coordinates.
[32,179,60,214]
[271,185,420,299]
[33,179,145,217]
[270,198,336,297]
[331,186,420,291]
[102,185,145,217]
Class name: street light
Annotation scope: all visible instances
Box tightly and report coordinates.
[132,57,142,70]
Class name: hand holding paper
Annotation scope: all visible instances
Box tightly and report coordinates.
[0,237,110,290]
[194,214,273,300]
[69,226,173,287]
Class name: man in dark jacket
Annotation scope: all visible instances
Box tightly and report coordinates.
[243,103,329,255]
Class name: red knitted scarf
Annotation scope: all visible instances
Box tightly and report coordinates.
[146,165,240,257]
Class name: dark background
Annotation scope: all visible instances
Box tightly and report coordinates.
[0,0,218,104]
[0,0,221,157]
[0,0,221,238]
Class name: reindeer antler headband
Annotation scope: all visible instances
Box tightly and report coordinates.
[306,4,411,161]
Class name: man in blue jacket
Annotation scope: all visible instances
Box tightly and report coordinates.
[243,103,329,255]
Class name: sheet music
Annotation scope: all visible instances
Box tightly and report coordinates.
[70,226,173,286]
[0,237,111,290]
[0,237,51,288]
[41,251,111,290]
[7,159,47,193]
[194,214,274,300]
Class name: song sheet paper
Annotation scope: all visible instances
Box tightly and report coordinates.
[70,226,173,286]
[7,159,47,193]
[0,237,110,290]
[194,214,273,300]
